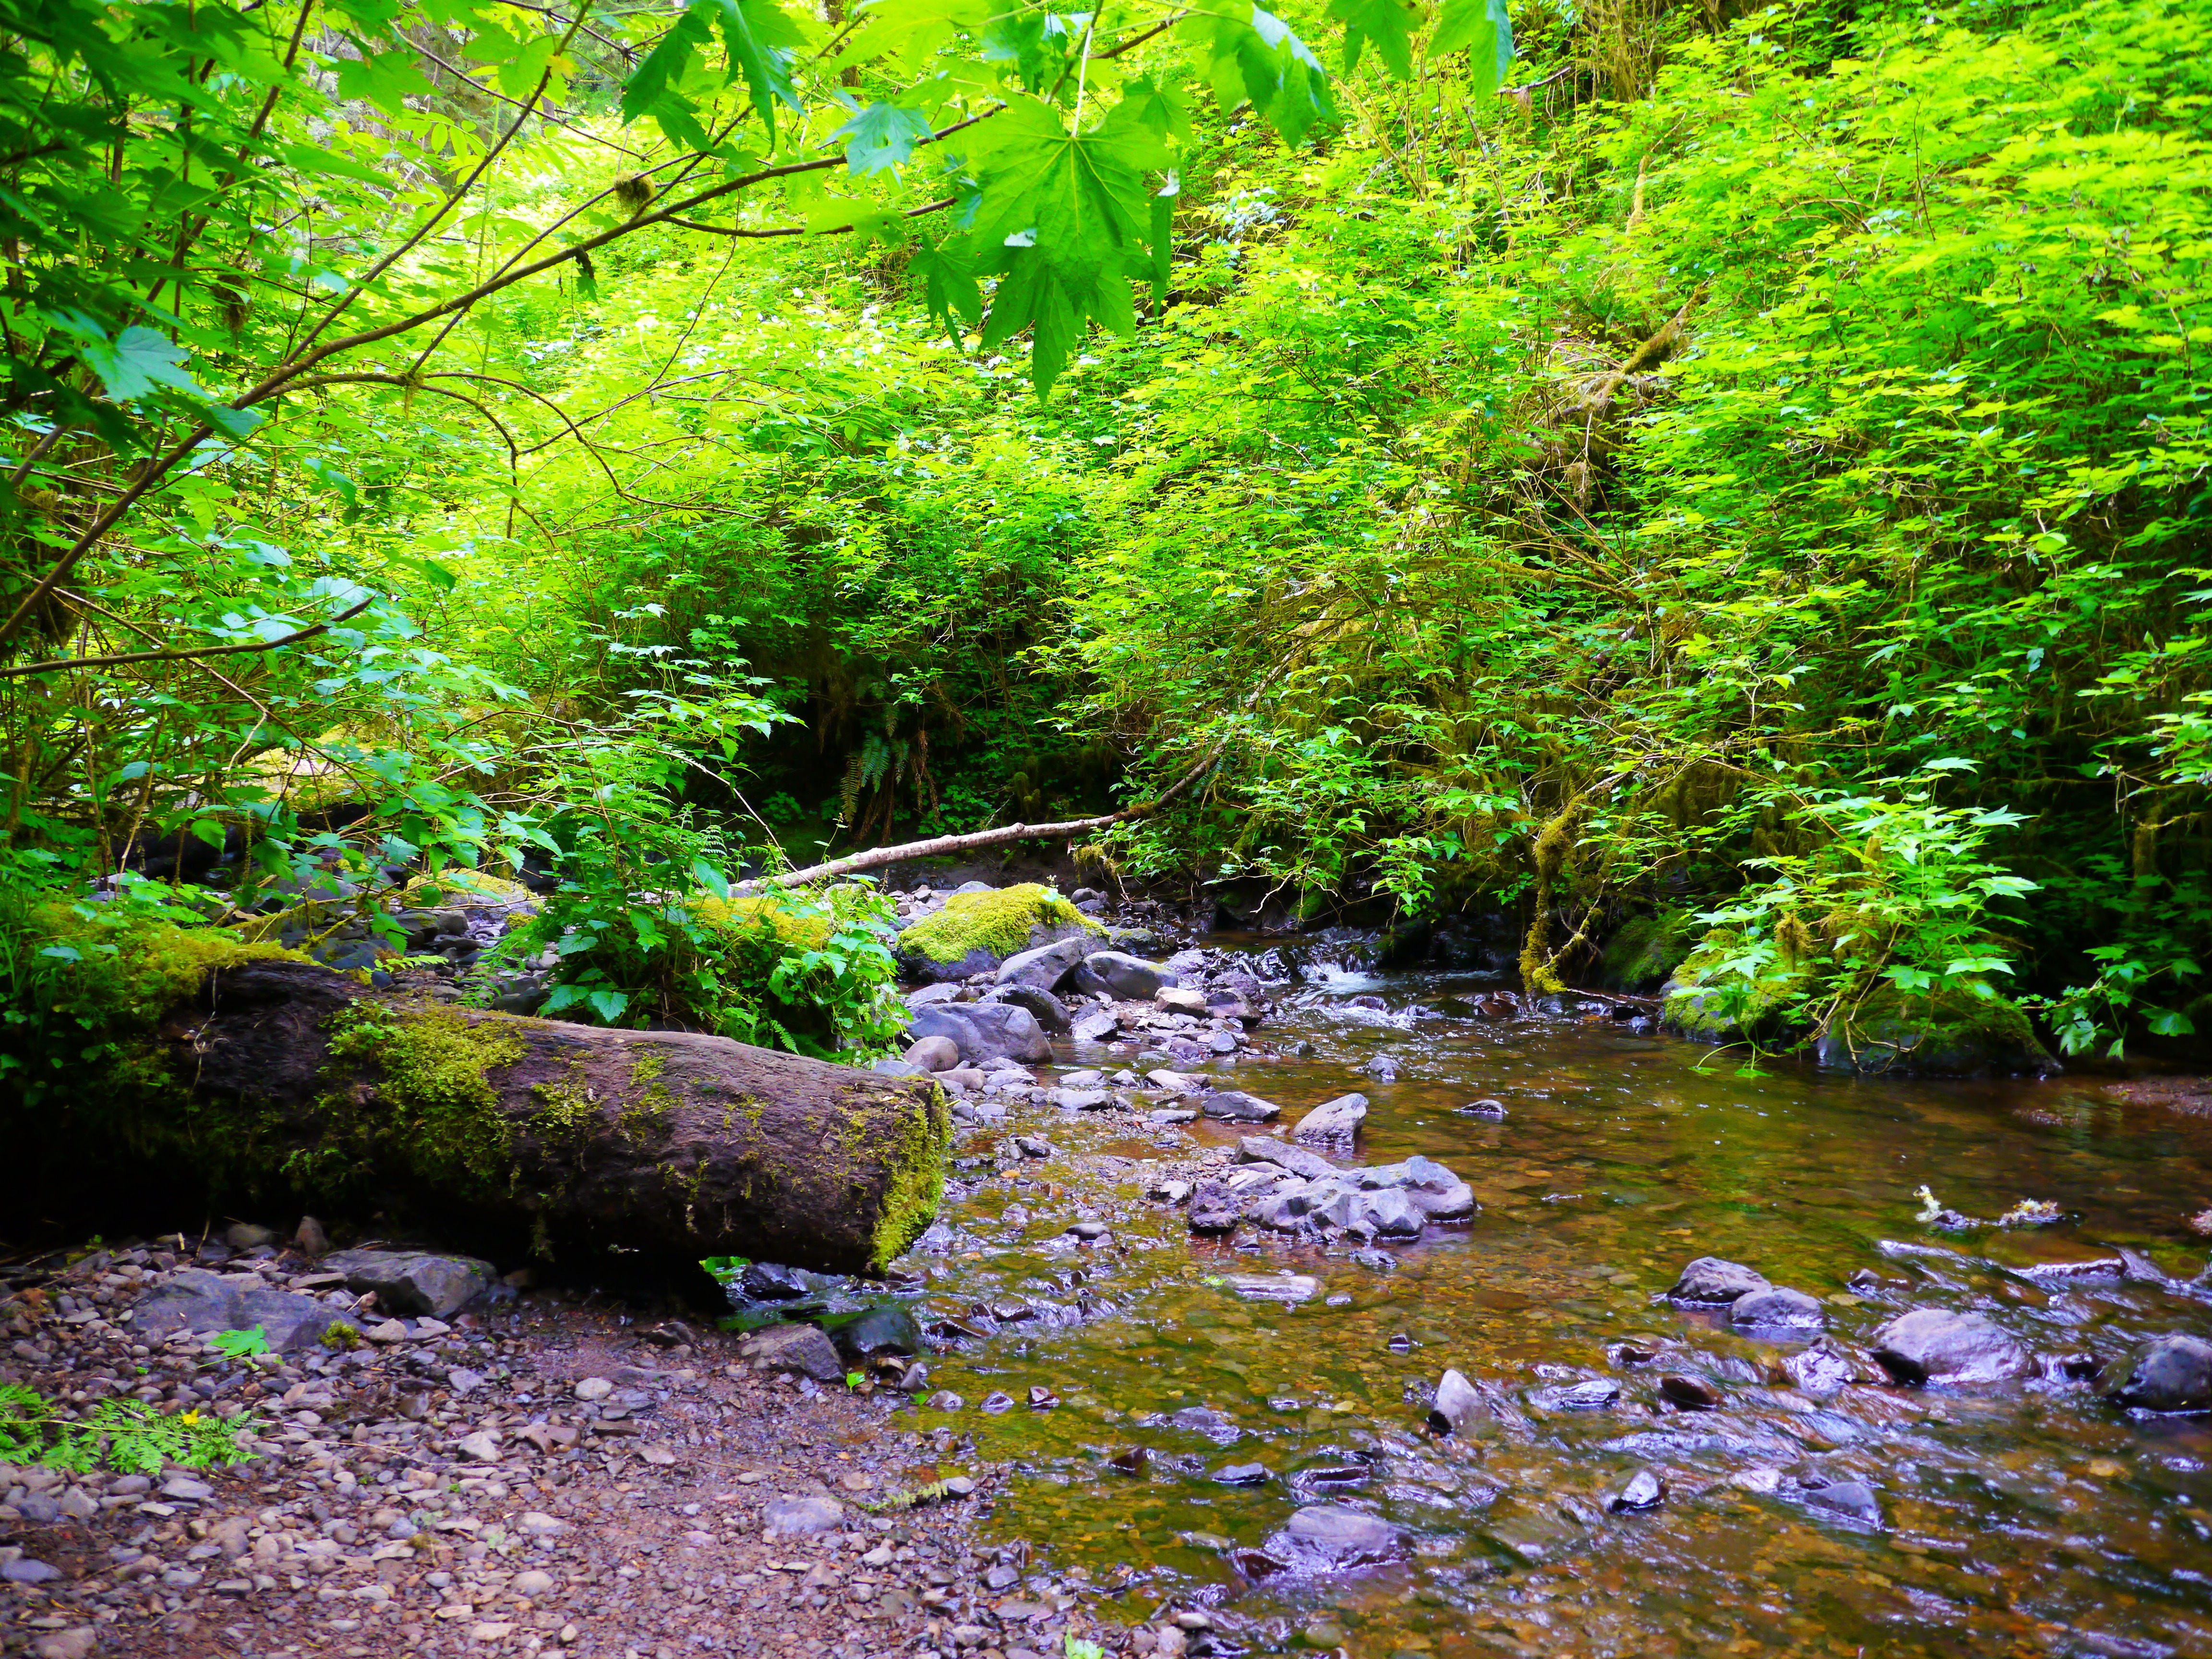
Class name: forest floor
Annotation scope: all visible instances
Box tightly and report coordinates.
[0,1243,1117,1659]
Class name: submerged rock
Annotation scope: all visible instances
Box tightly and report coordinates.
[1802,1477,1882,1525]
[2107,1334,2212,1413]
[1264,1504,1403,1572]
[1730,1286,1826,1334]
[1609,1468,1667,1512]
[1869,1308,2034,1384]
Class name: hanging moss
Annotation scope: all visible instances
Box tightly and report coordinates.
[896,883,1099,966]
[1659,930,1810,1046]
[1600,908,1700,992]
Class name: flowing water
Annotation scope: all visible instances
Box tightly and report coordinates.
[891,948,2212,1658]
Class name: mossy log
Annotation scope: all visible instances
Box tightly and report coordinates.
[159,959,950,1277]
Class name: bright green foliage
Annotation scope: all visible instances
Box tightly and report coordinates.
[207,1327,274,1359]
[0,1384,262,1474]
[896,883,1099,965]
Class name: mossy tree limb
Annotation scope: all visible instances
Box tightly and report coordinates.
[165,959,950,1275]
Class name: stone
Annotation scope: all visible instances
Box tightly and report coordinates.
[1660,1374,1723,1410]
[1428,1368,1484,1436]
[447,1367,486,1395]
[1188,1183,1245,1232]
[1265,1505,1403,1571]
[2107,1334,2212,1412]
[1237,1136,1336,1180]
[1070,1009,1119,1043]
[233,1285,346,1352]
[56,1487,95,1522]
[993,932,1104,991]
[1068,950,1178,1000]
[1214,1462,1272,1486]
[457,1431,502,1462]
[1869,1309,2034,1385]
[574,1376,613,1400]
[1544,1378,1622,1410]
[3,1558,60,1584]
[1803,1478,1882,1524]
[512,1569,556,1599]
[739,1262,838,1301]
[741,1322,845,1382]
[1225,1274,1319,1303]
[1457,1098,1509,1119]
[129,1270,339,1353]
[161,1476,214,1501]
[516,1513,567,1538]
[820,1303,922,1363]
[30,1630,94,1659]
[1666,1257,1772,1305]
[323,1249,495,1318]
[1609,1469,1666,1512]
[905,1001,1054,1065]
[365,1319,409,1344]
[1292,1092,1369,1143]
[764,1493,844,1535]
[224,1222,276,1251]
[985,983,1070,1034]
[1199,1090,1282,1122]
[1155,986,1209,1013]
[1730,1286,1827,1334]
[904,1034,962,1072]
[294,1214,330,1257]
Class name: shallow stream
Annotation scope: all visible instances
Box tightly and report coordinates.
[890,946,2212,1658]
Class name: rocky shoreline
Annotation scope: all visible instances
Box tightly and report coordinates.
[0,1235,1118,1659]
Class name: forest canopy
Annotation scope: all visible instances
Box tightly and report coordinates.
[1,0,2208,1075]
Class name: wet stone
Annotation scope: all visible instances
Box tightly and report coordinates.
[1870,1308,2034,1385]
[1730,1286,1827,1333]
[1265,1505,1403,1572]
[1609,1469,1666,1512]
[2108,1334,2212,1413]
[1667,1257,1772,1305]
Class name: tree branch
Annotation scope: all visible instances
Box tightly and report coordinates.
[0,596,375,680]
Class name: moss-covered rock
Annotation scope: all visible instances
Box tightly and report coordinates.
[401,868,534,909]
[895,883,1101,983]
[1659,930,1811,1046]
[1600,908,1699,992]
[1815,984,2056,1077]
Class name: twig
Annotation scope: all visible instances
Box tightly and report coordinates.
[0,597,374,680]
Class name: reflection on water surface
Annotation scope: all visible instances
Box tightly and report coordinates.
[898,952,2212,1657]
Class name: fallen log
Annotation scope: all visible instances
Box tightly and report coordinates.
[151,959,950,1278]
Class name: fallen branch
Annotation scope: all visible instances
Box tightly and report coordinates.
[1583,282,1711,415]
[737,731,1236,893]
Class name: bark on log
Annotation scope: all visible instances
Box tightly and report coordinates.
[159,959,950,1277]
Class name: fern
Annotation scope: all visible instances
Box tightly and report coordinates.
[0,1384,264,1474]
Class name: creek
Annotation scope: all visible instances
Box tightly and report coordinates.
[891,943,2212,1657]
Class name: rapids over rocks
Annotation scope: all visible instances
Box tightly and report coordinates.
[855,937,2212,1657]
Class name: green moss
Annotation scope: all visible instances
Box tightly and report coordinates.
[1660,929,1809,1046]
[323,1006,526,1190]
[695,893,832,950]
[894,883,1100,966]
[868,1084,950,1272]
[1821,983,2053,1076]
[1600,908,1699,992]
[401,868,533,907]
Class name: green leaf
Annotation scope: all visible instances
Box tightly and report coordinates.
[690,856,732,899]
[1431,0,1512,96]
[209,1326,272,1358]
[586,987,630,1023]
[709,0,805,144]
[835,103,937,176]
[281,142,392,185]
[1328,0,1419,78]
[909,233,980,344]
[334,49,438,114]
[80,326,203,403]
[620,2,716,139]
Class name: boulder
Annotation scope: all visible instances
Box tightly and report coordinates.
[897,884,1101,983]
[1731,1286,1827,1334]
[1293,1093,1369,1144]
[818,1303,922,1363]
[1869,1308,2033,1384]
[324,1248,495,1318]
[1237,1136,1336,1181]
[1659,931,1810,1046]
[993,933,1103,992]
[130,1270,344,1353]
[904,1001,1053,1064]
[983,983,1070,1034]
[1815,984,2057,1078]
[2107,1334,2212,1412]
[1069,951,1178,1001]
[1667,1256,1771,1305]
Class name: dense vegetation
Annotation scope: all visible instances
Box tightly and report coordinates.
[1,0,2207,1084]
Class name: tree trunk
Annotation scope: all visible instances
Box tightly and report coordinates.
[158,959,950,1278]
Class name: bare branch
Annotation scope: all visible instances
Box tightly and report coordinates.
[0,596,375,680]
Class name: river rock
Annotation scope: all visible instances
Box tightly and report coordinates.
[1188,1183,1245,1233]
[1660,1373,1723,1409]
[1201,1090,1282,1122]
[2107,1334,2212,1412]
[130,1269,344,1352]
[1610,1469,1666,1512]
[1265,1505,1403,1572]
[739,1322,844,1382]
[1803,1478,1882,1525]
[904,1034,962,1072]
[324,1248,494,1318]
[1869,1308,2033,1384]
[1293,1092,1369,1143]
[1730,1286,1826,1334]
[983,982,1070,1033]
[764,1493,844,1535]
[1070,1008,1119,1043]
[905,1000,1054,1064]
[1667,1256,1772,1305]
[820,1303,921,1363]
[1428,1368,1484,1435]
[995,933,1103,991]
[1238,1136,1336,1180]
[1069,951,1178,1000]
